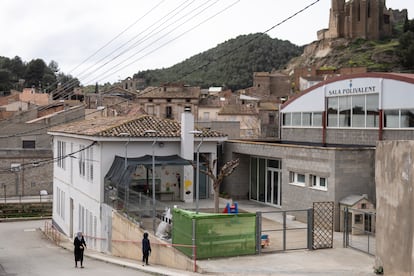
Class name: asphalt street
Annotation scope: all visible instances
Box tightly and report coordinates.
[0,220,152,276]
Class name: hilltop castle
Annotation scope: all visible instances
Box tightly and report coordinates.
[317,0,405,41]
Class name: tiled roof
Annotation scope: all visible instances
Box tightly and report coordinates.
[48,115,227,138]
[138,86,200,98]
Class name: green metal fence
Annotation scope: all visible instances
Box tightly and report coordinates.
[172,208,256,259]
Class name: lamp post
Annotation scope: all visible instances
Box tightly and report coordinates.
[144,129,157,232]
[189,130,203,214]
[119,132,130,210]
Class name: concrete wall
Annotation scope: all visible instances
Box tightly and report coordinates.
[281,128,323,144]
[111,211,195,271]
[0,149,52,197]
[282,128,381,147]
[196,121,240,139]
[223,140,376,230]
[375,140,414,276]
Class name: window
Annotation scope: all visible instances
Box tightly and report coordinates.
[313,112,323,126]
[269,114,275,124]
[22,140,35,148]
[87,147,94,182]
[289,172,306,186]
[56,187,65,220]
[311,175,327,190]
[327,97,338,127]
[57,141,66,169]
[352,95,365,128]
[339,96,351,127]
[366,94,379,127]
[203,112,210,121]
[302,112,312,126]
[166,106,173,119]
[401,109,414,128]
[384,110,399,128]
[292,113,301,126]
[327,94,378,128]
[79,145,86,177]
[384,109,414,128]
[79,145,93,182]
[283,113,291,126]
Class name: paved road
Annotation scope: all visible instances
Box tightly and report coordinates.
[0,220,151,276]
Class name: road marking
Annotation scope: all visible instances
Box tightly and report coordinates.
[24,228,37,232]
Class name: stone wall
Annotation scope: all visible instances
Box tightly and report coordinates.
[375,140,414,276]
[0,149,53,197]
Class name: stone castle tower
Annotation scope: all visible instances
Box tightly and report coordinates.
[318,0,392,40]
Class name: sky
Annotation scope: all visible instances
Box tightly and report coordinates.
[0,0,413,85]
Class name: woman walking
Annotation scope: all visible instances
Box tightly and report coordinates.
[74,232,87,268]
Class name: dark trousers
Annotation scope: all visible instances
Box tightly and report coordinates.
[142,252,149,264]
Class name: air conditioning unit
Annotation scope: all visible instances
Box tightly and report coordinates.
[10,163,21,172]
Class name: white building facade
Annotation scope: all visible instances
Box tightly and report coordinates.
[48,111,227,251]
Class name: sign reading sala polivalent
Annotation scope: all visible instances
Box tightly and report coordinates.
[326,79,378,97]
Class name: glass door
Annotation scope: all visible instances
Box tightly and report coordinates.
[266,168,281,206]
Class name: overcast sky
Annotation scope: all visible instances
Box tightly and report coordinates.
[0,0,413,85]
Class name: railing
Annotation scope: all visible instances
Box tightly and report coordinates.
[44,220,64,246]
[104,186,175,234]
[0,194,52,204]
[256,209,313,254]
[343,207,376,255]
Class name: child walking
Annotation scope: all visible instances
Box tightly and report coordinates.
[142,232,151,266]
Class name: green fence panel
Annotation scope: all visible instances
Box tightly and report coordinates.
[172,208,256,259]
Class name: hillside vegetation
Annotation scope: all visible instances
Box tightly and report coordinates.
[134,33,303,90]
[286,19,414,74]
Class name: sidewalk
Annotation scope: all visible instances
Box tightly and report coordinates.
[56,236,199,276]
[44,199,376,275]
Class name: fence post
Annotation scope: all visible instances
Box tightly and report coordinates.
[307,208,314,250]
[343,207,348,248]
[283,211,286,251]
[192,218,197,272]
[256,212,262,254]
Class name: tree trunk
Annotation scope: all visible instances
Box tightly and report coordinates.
[214,187,220,213]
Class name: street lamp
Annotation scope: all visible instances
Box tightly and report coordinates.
[119,133,130,170]
[189,130,203,214]
[144,129,157,232]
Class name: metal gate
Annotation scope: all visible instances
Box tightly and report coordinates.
[256,201,334,253]
[312,201,334,250]
[343,207,376,255]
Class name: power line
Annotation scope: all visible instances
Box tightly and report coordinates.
[1,0,319,146]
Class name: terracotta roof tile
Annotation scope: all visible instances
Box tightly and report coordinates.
[49,115,226,138]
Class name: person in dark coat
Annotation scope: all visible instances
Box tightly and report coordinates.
[73,232,87,268]
[142,232,151,265]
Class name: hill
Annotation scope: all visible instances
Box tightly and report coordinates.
[133,33,303,90]
[285,19,414,75]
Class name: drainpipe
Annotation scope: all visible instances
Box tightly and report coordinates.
[379,109,383,141]
[322,111,327,146]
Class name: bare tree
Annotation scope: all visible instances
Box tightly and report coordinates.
[193,154,239,213]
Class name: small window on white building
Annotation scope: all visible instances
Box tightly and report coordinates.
[57,141,66,170]
[289,172,306,186]
[203,112,210,121]
[311,175,327,191]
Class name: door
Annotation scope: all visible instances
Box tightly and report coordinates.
[266,169,281,206]
[194,163,208,200]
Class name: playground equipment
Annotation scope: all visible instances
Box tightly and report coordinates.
[222,202,238,214]
[261,234,270,248]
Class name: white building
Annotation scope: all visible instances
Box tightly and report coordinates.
[48,109,227,251]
